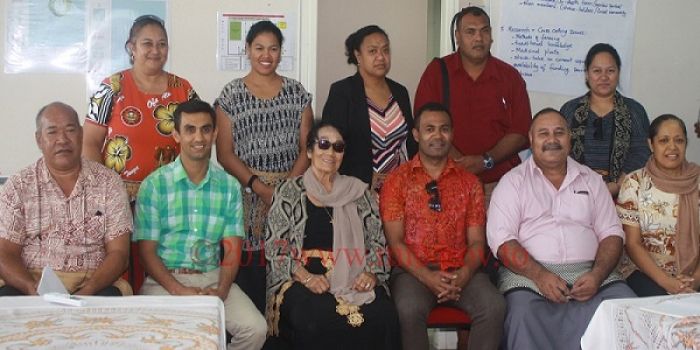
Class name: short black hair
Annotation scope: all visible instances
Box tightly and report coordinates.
[649,114,687,140]
[174,99,215,132]
[532,107,562,122]
[35,101,80,131]
[414,102,452,129]
[306,121,345,150]
[584,44,621,89]
[450,7,490,51]
[344,25,388,65]
[246,20,284,46]
[125,15,167,65]
[455,6,490,28]
[530,107,568,132]
[585,43,621,71]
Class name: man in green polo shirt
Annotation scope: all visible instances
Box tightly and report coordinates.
[134,100,267,350]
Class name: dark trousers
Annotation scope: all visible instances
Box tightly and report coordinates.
[390,267,505,350]
[626,270,669,297]
[0,285,122,296]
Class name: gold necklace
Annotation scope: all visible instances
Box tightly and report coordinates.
[322,206,334,224]
[309,194,333,224]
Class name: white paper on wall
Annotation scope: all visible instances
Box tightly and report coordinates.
[495,0,637,97]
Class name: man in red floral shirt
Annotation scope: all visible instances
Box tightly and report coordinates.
[380,102,504,350]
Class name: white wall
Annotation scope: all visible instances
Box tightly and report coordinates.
[0,0,313,175]
[0,33,87,174]
[1,0,699,175]
[315,0,428,113]
[316,0,700,165]
[486,0,700,161]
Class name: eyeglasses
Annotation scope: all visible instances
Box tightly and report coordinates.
[593,117,604,140]
[315,139,345,153]
[425,180,442,212]
[134,14,164,26]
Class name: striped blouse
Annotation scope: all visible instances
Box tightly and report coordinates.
[369,96,409,174]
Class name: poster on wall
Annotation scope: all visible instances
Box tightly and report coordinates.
[85,0,167,93]
[217,12,297,72]
[495,0,637,96]
[4,0,167,93]
[4,0,88,73]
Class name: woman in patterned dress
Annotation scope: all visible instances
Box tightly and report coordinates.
[83,14,198,202]
[616,114,700,296]
[214,20,313,313]
[322,25,417,193]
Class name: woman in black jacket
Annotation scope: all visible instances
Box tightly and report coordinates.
[322,25,417,192]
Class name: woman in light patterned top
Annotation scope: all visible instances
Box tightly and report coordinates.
[214,20,313,313]
[617,114,700,296]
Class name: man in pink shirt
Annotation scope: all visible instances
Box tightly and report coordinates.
[487,108,635,350]
[0,102,132,297]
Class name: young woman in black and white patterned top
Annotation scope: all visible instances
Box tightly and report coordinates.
[214,20,313,313]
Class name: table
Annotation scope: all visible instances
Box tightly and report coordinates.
[581,293,700,350]
[0,295,225,349]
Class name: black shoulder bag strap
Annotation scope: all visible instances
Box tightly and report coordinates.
[432,57,450,109]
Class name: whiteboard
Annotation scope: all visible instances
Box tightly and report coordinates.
[440,0,700,165]
[495,0,637,96]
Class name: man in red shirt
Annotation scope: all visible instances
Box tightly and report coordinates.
[414,6,532,202]
[380,102,505,350]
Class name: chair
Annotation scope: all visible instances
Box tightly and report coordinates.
[427,305,471,350]
[120,242,145,294]
[425,251,498,349]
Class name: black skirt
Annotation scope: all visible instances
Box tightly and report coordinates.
[276,281,401,350]
[268,200,400,349]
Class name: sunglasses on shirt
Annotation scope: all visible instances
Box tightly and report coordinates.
[315,139,346,153]
[425,180,442,212]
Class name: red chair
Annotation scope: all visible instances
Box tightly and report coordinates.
[129,242,146,293]
[427,306,471,350]
[425,251,498,349]
[120,242,145,294]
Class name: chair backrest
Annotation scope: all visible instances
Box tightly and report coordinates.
[125,242,145,294]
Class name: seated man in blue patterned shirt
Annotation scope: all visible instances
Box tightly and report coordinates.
[134,100,267,350]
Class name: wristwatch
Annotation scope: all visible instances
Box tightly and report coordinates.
[482,153,495,170]
[245,175,258,194]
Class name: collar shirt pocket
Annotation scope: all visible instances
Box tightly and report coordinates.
[559,186,599,261]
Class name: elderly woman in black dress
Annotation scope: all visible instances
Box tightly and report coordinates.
[265,122,400,349]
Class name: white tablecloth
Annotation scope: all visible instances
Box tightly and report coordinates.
[582,294,700,350]
[0,295,225,349]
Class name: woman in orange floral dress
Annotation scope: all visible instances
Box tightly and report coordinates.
[83,14,198,202]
